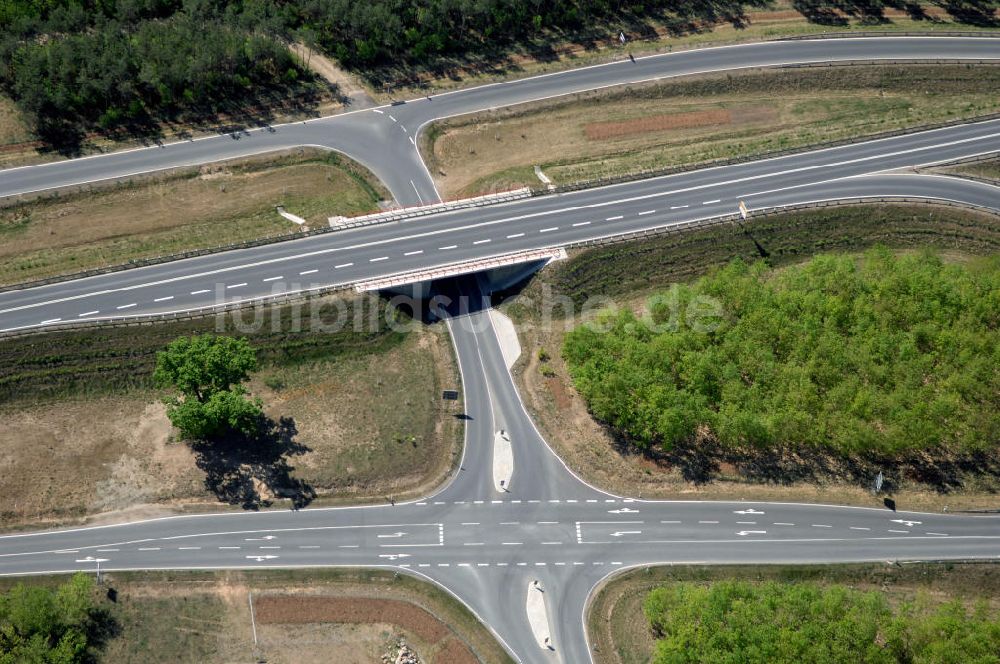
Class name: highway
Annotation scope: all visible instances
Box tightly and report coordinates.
[1,36,998,205]
[1,35,999,664]
[2,119,999,333]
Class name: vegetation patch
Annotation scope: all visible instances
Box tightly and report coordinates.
[0,569,513,664]
[503,204,1000,508]
[0,150,385,286]
[563,248,999,456]
[427,65,1000,197]
[0,296,462,528]
[588,563,1000,664]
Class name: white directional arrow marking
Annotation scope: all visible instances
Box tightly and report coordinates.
[608,508,640,514]
[736,531,768,536]
[610,531,642,537]
[734,509,765,515]
[244,535,277,541]
[379,553,412,560]
[891,519,922,527]
[245,555,279,561]
[377,532,408,538]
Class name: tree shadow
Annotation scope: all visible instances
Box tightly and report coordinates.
[81,606,121,663]
[932,0,1000,26]
[190,414,315,510]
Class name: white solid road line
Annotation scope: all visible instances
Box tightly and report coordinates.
[299,269,318,275]
[154,295,174,302]
[6,130,992,321]
[262,275,283,282]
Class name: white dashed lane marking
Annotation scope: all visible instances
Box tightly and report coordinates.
[507,233,525,238]
[439,245,457,250]
[404,250,423,256]
[154,296,174,302]
[117,303,136,309]
[227,283,246,289]
[78,311,99,317]
[573,221,591,226]
[191,289,210,295]
[473,239,491,244]
[299,269,318,275]
[335,262,353,268]
[703,199,721,204]
[539,227,558,233]
[262,276,283,282]
[606,215,623,221]
[370,256,389,262]
[638,210,655,216]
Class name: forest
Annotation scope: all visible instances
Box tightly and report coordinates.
[562,249,1000,457]
[644,580,1000,664]
[2,1,996,150]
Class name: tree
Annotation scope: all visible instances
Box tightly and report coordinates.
[0,573,96,664]
[155,334,263,440]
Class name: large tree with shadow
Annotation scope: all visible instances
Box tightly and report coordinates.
[154,334,314,509]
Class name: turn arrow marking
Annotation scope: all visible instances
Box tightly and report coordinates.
[608,508,639,514]
[891,519,922,527]
[245,554,279,561]
[377,532,408,538]
[734,509,765,515]
[610,531,642,537]
[737,531,767,536]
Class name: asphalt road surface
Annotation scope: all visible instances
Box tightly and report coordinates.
[2,119,999,333]
[1,36,998,205]
[1,36,999,664]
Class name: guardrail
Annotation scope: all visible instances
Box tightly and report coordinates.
[779,31,999,40]
[0,187,532,295]
[569,197,1000,251]
[3,196,995,340]
[329,188,531,230]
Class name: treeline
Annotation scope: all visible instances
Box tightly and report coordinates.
[0,574,103,663]
[0,1,307,148]
[563,249,1000,456]
[644,581,1000,664]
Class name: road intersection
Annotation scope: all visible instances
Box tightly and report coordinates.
[1,36,999,663]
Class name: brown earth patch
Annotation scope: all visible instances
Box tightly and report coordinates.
[585,108,732,140]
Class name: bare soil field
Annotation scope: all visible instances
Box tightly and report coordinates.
[256,596,478,663]
[587,562,1000,664]
[499,204,1000,511]
[0,296,462,530]
[425,65,1000,198]
[0,150,387,286]
[0,569,510,663]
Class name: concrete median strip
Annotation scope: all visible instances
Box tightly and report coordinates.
[526,580,554,652]
[493,429,513,493]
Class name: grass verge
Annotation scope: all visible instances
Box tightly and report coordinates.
[425,65,1000,197]
[500,203,1000,511]
[0,149,387,286]
[0,569,513,664]
[0,294,462,529]
[588,561,1000,664]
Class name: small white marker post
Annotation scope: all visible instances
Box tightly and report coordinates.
[738,200,750,221]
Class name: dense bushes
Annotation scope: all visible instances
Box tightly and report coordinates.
[0,574,101,663]
[644,580,1000,664]
[563,249,1000,456]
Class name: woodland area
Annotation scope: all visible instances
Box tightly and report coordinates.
[2,1,997,150]
[644,580,1000,664]
[563,249,1000,458]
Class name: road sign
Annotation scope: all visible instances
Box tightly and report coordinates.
[874,471,884,494]
[442,390,459,401]
[738,200,750,220]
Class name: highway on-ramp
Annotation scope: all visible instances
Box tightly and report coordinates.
[1,35,999,664]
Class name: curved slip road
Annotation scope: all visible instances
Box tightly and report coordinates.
[2,119,999,333]
[1,36,1000,664]
[1,36,998,206]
